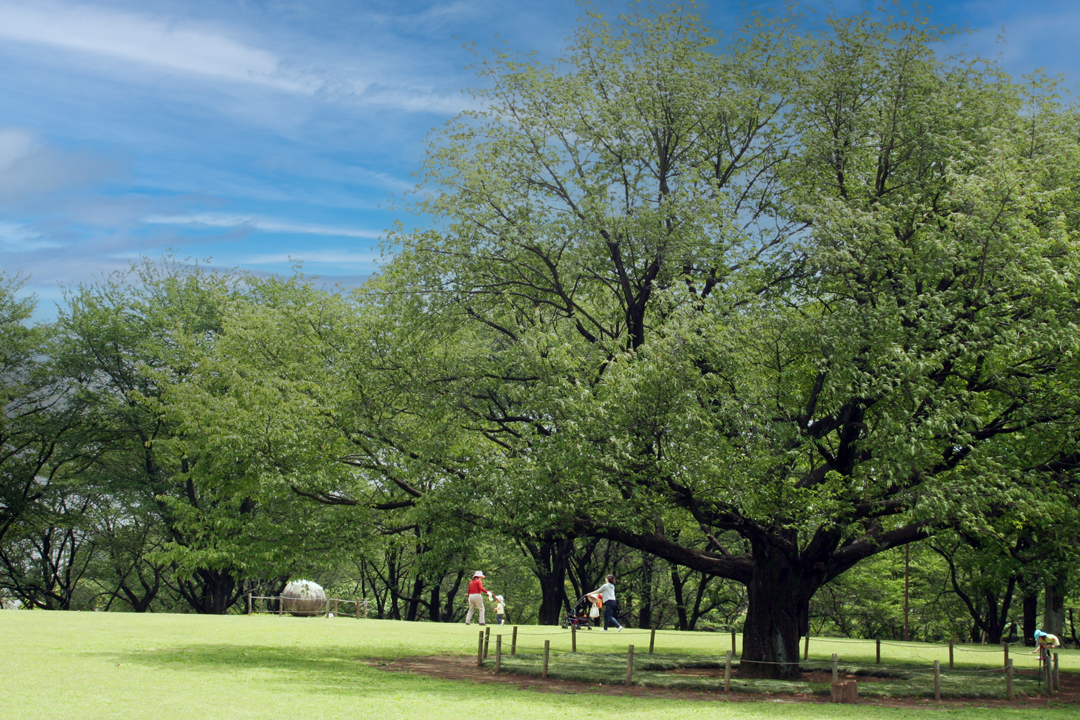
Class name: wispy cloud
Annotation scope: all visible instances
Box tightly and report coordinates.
[237,251,380,265]
[0,126,118,206]
[0,0,313,92]
[143,213,382,239]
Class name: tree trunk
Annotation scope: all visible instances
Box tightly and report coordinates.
[522,538,573,625]
[1044,574,1067,637]
[671,565,689,631]
[1023,591,1039,646]
[740,540,816,679]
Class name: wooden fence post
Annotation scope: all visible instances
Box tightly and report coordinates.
[831,653,838,685]
[543,640,550,679]
[484,626,490,658]
[1054,652,1060,693]
[572,624,577,653]
[278,595,283,617]
[477,631,484,667]
[724,650,732,693]
[495,635,502,674]
[355,599,360,620]
[1006,658,1014,700]
[334,598,339,616]
[876,639,880,664]
[246,593,252,615]
[649,628,655,654]
[949,640,954,669]
[934,659,941,701]
[511,626,518,656]
[804,634,809,661]
[626,645,634,687]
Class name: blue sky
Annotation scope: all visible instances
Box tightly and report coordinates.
[2,0,1079,319]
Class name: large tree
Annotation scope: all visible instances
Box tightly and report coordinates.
[377,5,1080,677]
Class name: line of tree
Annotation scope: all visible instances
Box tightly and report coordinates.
[2,3,1079,679]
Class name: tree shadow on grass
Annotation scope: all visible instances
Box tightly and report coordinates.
[95,644,451,699]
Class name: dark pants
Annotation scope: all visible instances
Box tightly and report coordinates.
[604,600,622,629]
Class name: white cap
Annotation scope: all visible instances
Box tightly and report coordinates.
[473,570,485,577]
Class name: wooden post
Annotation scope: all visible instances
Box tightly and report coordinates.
[649,628,656,654]
[731,629,737,655]
[495,635,502,674]
[949,640,954,669]
[803,633,809,661]
[543,640,550,679]
[334,598,339,616]
[1054,652,1060,693]
[1006,658,1014,700]
[572,624,577,653]
[724,650,732,693]
[934,659,941,701]
[484,626,490,658]
[278,595,283,617]
[325,597,330,618]
[355,599,360,620]
[876,638,880,664]
[626,645,634,687]
[511,626,518,656]
[477,631,484,667]
[831,653,838,685]
[1003,642,1009,668]
[246,593,252,615]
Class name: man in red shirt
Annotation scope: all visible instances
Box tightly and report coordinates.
[465,570,492,626]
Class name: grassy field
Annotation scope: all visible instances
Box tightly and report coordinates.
[1,611,1074,719]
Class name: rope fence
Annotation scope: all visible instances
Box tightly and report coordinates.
[471,625,1066,702]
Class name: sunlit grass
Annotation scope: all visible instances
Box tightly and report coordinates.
[0,611,1073,719]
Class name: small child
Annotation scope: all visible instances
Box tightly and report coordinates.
[1031,629,1062,654]
[494,595,506,626]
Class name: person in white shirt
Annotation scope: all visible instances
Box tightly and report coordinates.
[592,574,622,631]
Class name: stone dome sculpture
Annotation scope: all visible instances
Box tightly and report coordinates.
[281,579,326,616]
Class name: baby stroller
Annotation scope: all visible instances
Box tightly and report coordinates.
[561,594,601,630]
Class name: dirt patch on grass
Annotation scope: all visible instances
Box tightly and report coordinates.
[368,655,1080,709]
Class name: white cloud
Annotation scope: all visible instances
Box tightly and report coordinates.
[0,0,313,92]
[0,221,63,251]
[237,251,381,265]
[0,126,117,205]
[143,213,382,239]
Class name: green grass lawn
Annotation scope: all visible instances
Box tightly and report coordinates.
[0,611,1074,720]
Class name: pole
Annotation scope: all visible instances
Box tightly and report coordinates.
[831,653,838,685]
[649,628,656,654]
[904,543,910,642]
[804,633,809,661]
[949,640,954,669]
[512,626,518,655]
[543,640,550,679]
[626,645,634,687]
[477,631,484,667]
[876,639,880,664]
[1006,658,1014,700]
[1054,652,1060,693]
[355,599,360,620]
[1003,642,1009,668]
[484,626,490,658]
[572,624,577,653]
[278,595,283,617]
[731,629,737,655]
[246,593,252,615]
[934,659,941,701]
[724,650,732,692]
[495,635,502,674]
[334,598,339,616]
